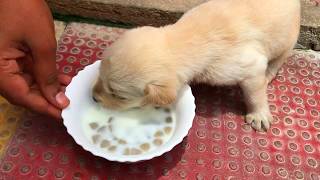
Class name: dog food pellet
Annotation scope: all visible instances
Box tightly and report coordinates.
[123,148,130,155]
[154,106,160,110]
[164,127,172,134]
[92,134,100,144]
[100,140,110,148]
[89,122,98,129]
[153,138,163,146]
[108,145,117,152]
[140,143,150,151]
[165,117,172,123]
[164,108,170,113]
[131,148,142,155]
[154,130,164,137]
[118,139,127,145]
[108,117,114,123]
[97,126,106,133]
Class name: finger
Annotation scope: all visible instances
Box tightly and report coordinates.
[60,86,66,93]
[21,73,33,86]
[0,59,21,74]
[22,91,62,119]
[26,87,67,114]
[31,49,61,109]
[0,48,26,60]
[0,75,61,119]
[27,33,62,109]
[55,92,69,108]
[58,74,72,86]
[23,3,63,109]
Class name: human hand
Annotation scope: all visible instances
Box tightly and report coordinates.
[0,0,70,119]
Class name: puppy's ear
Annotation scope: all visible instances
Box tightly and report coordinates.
[143,80,177,106]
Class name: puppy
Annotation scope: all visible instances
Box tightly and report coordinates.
[93,0,301,131]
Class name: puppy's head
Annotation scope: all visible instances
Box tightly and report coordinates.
[92,27,180,110]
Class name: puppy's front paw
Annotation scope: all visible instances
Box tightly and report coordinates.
[245,112,273,131]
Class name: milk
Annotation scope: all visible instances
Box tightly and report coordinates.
[82,105,176,155]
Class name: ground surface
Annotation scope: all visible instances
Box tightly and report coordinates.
[0,22,319,180]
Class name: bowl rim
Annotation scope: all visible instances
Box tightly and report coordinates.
[62,60,195,162]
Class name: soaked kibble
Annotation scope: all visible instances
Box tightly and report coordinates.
[165,117,173,123]
[84,105,176,155]
[118,139,127,145]
[100,140,110,148]
[154,131,164,137]
[108,146,117,152]
[89,122,98,129]
[140,143,150,151]
[123,148,130,155]
[92,135,100,144]
[153,138,163,146]
[164,127,172,134]
[108,117,114,123]
[97,126,106,133]
[131,148,142,155]
[154,106,160,110]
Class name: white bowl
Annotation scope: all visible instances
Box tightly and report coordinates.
[62,60,195,162]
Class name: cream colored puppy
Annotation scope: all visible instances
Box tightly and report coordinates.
[93,0,301,131]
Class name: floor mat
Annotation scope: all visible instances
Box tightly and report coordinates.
[0,23,319,180]
[0,98,25,157]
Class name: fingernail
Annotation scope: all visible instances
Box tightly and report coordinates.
[55,92,69,107]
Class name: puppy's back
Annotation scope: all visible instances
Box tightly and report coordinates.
[171,0,300,59]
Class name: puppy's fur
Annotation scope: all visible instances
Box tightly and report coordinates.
[93,0,301,131]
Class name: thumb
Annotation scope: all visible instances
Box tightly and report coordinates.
[32,50,69,109]
[27,40,69,109]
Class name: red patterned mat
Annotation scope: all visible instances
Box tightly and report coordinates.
[0,23,319,180]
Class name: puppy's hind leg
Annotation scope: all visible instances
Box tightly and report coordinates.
[240,54,272,131]
[266,50,291,83]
